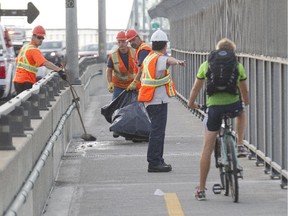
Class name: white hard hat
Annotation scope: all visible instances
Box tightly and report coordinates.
[150,29,169,42]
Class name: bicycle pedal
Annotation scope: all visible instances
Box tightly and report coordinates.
[212,184,222,194]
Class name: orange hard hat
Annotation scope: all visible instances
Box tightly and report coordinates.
[125,29,138,42]
[32,25,46,36]
[116,31,126,41]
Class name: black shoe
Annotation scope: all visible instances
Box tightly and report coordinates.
[148,164,172,172]
[162,162,172,168]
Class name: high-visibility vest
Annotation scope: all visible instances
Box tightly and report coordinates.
[133,41,152,74]
[138,52,176,102]
[16,44,39,74]
[110,47,135,88]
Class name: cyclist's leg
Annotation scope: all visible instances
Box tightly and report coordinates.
[235,110,245,145]
[198,106,221,191]
[226,101,248,157]
[199,129,218,191]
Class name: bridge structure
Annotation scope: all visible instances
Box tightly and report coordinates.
[0,0,287,215]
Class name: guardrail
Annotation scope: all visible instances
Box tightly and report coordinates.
[0,72,66,150]
[0,57,104,216]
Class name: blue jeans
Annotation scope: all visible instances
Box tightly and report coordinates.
[146,103,168,166]
[112,87,125,100]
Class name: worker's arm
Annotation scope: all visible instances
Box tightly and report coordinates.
[106,67,114,93]
[42,61,62,72]
[167,56,185,66]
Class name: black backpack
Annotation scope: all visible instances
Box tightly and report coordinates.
[206,49,239,96]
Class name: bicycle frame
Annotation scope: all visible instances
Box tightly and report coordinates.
[219,118,238,167]
[213,115,242,203]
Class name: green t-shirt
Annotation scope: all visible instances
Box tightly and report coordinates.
[197,61,247,106]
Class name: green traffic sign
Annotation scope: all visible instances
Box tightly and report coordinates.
[151,22,160,29]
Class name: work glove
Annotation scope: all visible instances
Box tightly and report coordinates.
[126,79,139,91]
[107,82,114,93]
[58,70,67,80]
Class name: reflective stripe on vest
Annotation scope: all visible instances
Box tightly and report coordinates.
[141,74,171,87]
[109,48,135,88]
[138,52,176,102]
[16,44,39,74]
[134,42,151,73]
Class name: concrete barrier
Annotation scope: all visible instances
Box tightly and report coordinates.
[0,62,105,216]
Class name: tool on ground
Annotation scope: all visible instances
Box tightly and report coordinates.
[66,79,97,141]
[54,69,97,141]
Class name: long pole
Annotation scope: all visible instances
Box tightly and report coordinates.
[66,0,80,84]
[98,0,106,62]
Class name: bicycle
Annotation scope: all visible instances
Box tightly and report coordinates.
[199,105,243,203]
[213,113,244,203]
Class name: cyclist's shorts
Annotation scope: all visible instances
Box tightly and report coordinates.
[205,100,244,131]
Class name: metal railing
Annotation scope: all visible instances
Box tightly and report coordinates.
[171,48,288,189]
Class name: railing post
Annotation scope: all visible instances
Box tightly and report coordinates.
[0,115,15,150]
[39,86,50,110]
[47,80,56,101]
[21,101,33,131]
[28,94,42,119]
[9,106,26,137]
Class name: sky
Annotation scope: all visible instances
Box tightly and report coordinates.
[0,0,134,29]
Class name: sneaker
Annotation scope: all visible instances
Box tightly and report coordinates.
[194,187,206,201]
[237,144,248,158]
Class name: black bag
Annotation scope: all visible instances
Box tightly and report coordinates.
[101,90,151,140]
[206,49,239,96]
[110,102,151,140]
[101,90,138,123]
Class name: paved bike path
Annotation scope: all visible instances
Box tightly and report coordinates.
[43,73,287,216]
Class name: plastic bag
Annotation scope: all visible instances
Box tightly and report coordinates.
[110,102,151,139]
[101,90,138,123]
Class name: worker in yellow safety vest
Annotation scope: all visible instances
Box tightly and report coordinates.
[13,25,66,95]
[138,29,185,172]
[125,29,152,91]
[106,31,135,100]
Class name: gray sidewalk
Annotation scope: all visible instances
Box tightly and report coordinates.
[43,74,287,216]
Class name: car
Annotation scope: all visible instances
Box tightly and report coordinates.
[39,40,66,66]
[78,43,98,59]
[6,26,26,42]
[0,24,16,100]
[106,42,117,55]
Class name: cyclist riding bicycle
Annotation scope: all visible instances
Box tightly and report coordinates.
[187,38,249,201]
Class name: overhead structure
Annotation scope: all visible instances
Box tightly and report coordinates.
[127,0,170,41]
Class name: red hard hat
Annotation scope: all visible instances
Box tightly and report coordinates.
[116,31,126,41]
[125,29,138,42]
[32,25,46,36]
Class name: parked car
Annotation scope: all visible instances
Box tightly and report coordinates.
[6,26,26,42]
[78,43,98,59]
[39,40,66,66]
[0,24,16,99]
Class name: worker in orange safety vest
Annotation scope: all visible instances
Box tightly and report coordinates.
[13,25,66,95]
[106,31,135,100]
[138,29,185,173]
[125,29,152,91]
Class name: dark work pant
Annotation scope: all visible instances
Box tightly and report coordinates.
[14,82,33,95]
[146,103,168,166]
[112,87,125,100]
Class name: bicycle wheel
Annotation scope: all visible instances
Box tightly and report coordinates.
[226,135,239,202]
